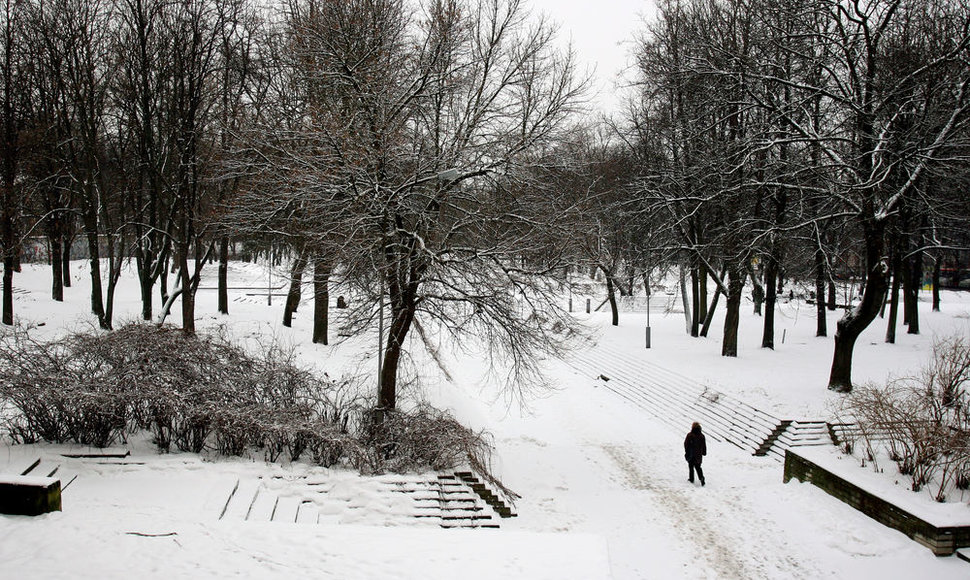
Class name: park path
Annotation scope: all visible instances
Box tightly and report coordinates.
[493,348,817,579]
[488,336,838,578]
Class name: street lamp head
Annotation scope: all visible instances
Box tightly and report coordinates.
[436,168,459,182]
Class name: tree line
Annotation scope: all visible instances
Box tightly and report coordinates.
[0,0,591,411]
[615,0,970,391]
[1,0,969,409]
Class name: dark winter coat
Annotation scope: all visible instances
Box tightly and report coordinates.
[684,425,707,465]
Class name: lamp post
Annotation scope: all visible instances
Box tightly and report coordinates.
[645,267,652,349]
[377,274,384,393]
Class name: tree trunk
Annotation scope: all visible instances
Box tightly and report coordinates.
[604,267,619,326]
[1,30,14,326]
[700,266,728,337]
[827,280,837,310]
[751,266,765,316]
[283,251,308,328]
[690,264,700,337]
[815,248,827,337]
[680,265,692,334]
[721,263,745,357]
[828,220,890,392]
[903,250,921,334]
[901,250,911,326]
[932,252,941,311]
[134,225,156,321]
[98,235,123,331]
[698,263,708,324]
[84,228,108,330]
[104,254,122,331]
[378,291,417,411]
[133,221,154,321]
[1,255,10,326]
[762,256,778,349]
[62,236,72,288]
[699,284,722,338]
[217,235,230,315]
[879,277,888,319]
[44,213,67,302]
[312,258,329,344]
[50,231,64,301]
[886,251,901,344]
[159,256,170,305]
[178,246,195,334]
[138,260,153,321]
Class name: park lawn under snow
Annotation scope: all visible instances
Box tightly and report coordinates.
[1,260,970,579]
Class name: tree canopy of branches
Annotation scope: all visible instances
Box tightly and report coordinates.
[229,0,590,410]
[629,0,970,390]
[0,0,260,331]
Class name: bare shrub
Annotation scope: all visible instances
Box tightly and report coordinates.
[360,404,494,474]
[0,327,132,446]
[840,335,970,501]
[0,324,363,459]
[0,324,504,484]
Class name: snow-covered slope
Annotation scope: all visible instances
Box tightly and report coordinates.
[2,261,968,578]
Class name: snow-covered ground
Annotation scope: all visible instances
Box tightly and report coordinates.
[2,260,969,579]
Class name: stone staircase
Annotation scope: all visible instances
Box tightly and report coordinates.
[7,448,132,492]
[14,457,80,491]
[218,470,514,529]
[567,349,839,460]
[432,473,500,528]
[454,471,517,520]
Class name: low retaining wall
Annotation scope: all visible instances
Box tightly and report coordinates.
[0,476,62,516]
[784,449,970,556]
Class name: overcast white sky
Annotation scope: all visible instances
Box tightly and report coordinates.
[528,0,657,115]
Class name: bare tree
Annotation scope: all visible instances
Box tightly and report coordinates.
[234,0,589,411]
[0,0,27,326]
[112,0,174,322]
[28,0,121,329]
[148,0,255,332]
[630,0,970,379]
[801,0,970,391]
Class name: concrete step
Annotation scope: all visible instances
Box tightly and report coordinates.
[567,350,845,463]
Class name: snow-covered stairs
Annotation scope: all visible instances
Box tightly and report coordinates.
[11,457,80,491]
[453,471,517,519]
[432,474,500,528]
[3,448,128,493]
[566,348,837,460]
[218,471,509,528]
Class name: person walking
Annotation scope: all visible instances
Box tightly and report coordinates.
[684,422,707,486]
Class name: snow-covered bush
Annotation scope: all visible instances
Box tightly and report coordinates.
[360,404,494,474]
[840,335,970,501]
[0,324,498,480]
[0,329,131,446]
[0,324,365,460]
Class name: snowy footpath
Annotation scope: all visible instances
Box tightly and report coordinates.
[459,355,970,579]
